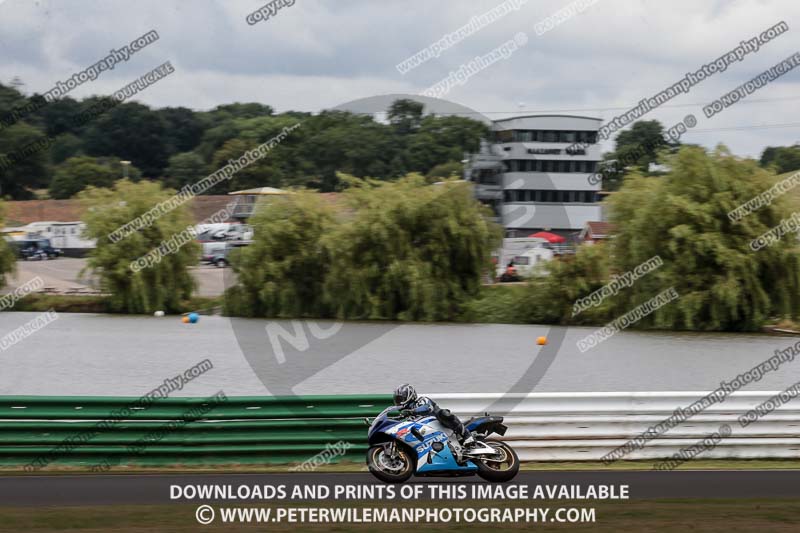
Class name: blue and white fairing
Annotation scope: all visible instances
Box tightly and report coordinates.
[368,407,477,474]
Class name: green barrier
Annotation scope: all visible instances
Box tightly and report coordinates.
[0,395,392,469]
[0,395,389,420]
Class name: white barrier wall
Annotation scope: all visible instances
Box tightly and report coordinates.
[428,392,800,461]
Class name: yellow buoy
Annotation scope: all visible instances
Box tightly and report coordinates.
[181,316,190,324]
[537,336,547,345]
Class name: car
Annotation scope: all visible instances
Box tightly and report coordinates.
[12,239,63,260]
[200,241,250,268]
[210,252,229,268]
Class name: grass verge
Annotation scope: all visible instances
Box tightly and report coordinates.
[5,294,222,314]
[0,499,799,532]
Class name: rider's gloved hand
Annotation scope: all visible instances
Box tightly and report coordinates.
[400,409,413,417]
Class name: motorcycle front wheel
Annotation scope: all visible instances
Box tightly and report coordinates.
[366,444,414,483]
[474,439,520,482]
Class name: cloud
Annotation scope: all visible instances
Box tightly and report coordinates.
[0,0,798,157]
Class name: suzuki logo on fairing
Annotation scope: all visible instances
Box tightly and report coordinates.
[416,432,447,452]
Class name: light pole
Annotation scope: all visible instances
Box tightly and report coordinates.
[120,160,131,179]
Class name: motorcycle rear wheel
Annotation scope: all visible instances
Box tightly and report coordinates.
[366,444,414,483]
[475,439,520,482]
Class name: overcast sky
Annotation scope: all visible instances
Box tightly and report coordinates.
[1,0,799,157]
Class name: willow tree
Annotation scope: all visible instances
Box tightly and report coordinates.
[525,242,614,325]
[80,180,198,313]
[608,145,800,331]
[324,175,502,321]
[0,202,17,289]
[224,191,334,318]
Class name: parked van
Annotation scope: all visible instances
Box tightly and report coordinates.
[495,238,554,279]
[4,222,94,257]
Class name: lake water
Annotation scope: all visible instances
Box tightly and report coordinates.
[0,312,798,397]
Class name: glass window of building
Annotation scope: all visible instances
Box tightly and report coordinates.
[496,130,513,143]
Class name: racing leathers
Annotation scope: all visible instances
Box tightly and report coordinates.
[402,396,471,444]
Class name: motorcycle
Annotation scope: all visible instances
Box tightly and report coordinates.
[365,405,519,483]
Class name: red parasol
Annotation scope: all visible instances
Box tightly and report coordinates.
[527,231,566,243]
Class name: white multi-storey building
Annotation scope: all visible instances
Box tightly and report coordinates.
[466,115,603,238]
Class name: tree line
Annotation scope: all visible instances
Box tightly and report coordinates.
[598,119,800,190]
[2,79,799,331]
[0,144,797,330]
[0,85,486,200]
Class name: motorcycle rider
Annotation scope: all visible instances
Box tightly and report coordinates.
[393,384,475,447]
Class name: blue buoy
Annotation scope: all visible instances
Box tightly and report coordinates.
[188,312,199,324]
